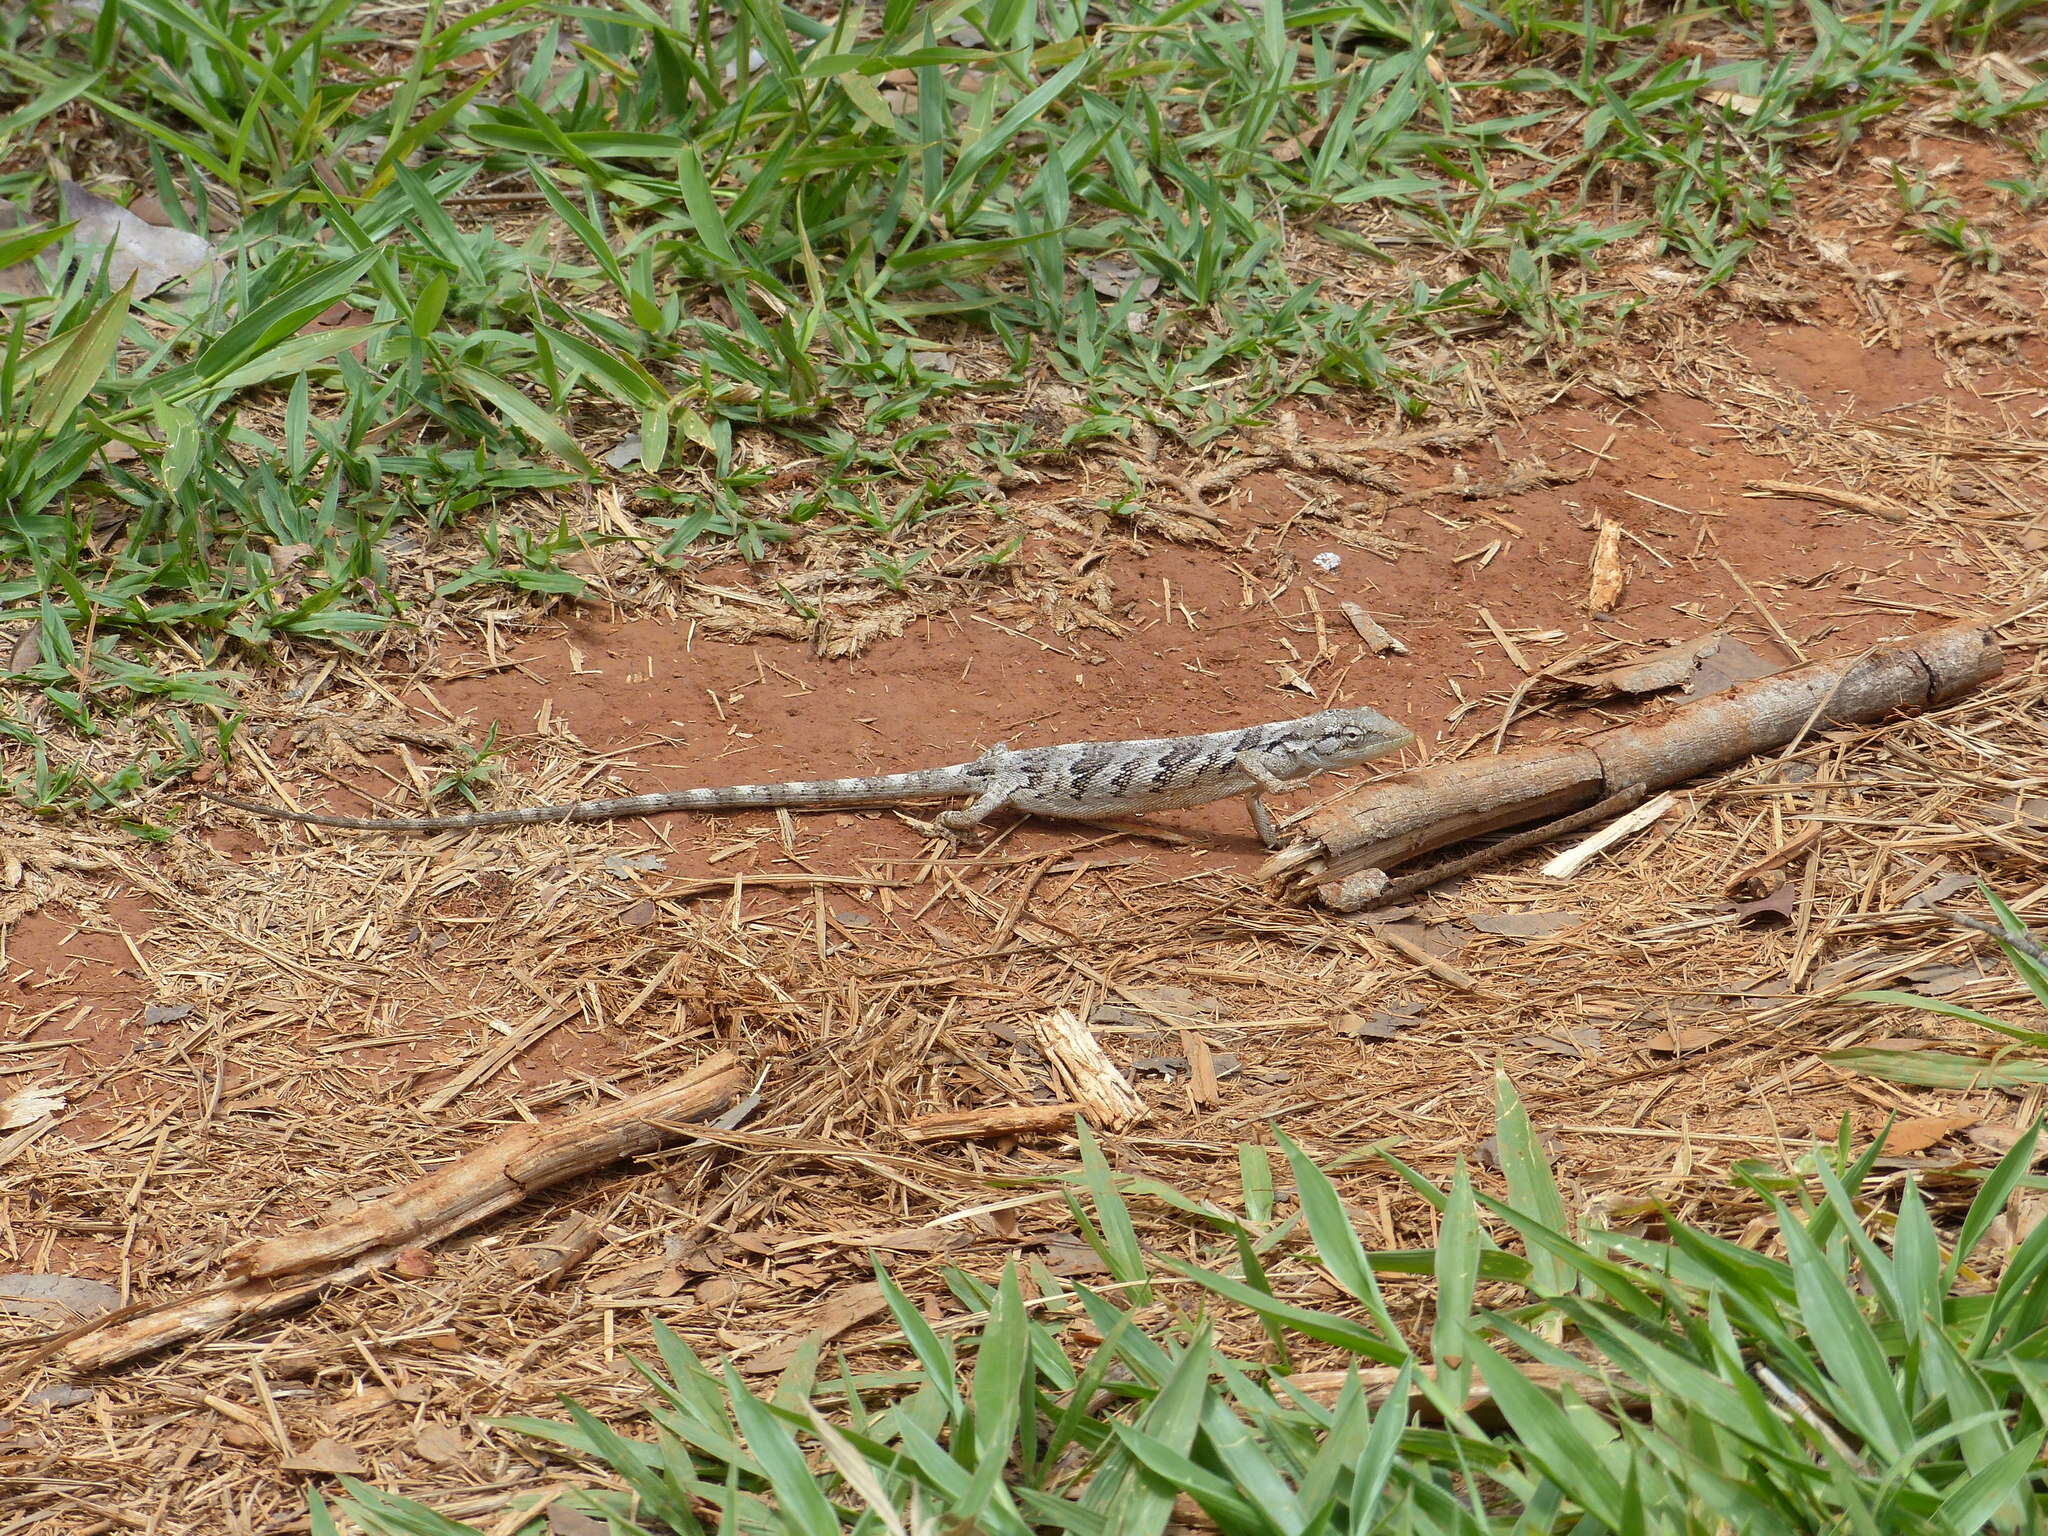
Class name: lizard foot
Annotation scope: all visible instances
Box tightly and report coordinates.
[906,812,978,844]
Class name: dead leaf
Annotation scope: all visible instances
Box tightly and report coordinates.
[1372,920,1468,960]
[1989,793,2048,828]
[1685,636,1776,697]
[1335,1010,1416,1040]
[127,190,237,235]
[547,1504,613,1536]
[22,1383,92,1409]
[849,1225,971,1255]
[60,182,217,298]
[1967,1124,2031,1156]
[281,1437,367,1476]
[1704,85,1763,115]
[696,1276,745,1308]
[1641,1026,1721,1054]
[412,1422,467,1465]
[621,899,657,928]
[1079,255,1160,302]
[1562,632,1727,694]
[1468,909,1581,937]
[1902,872,1979,910]
[1040,1236,1112,1276]
[392,1247,436,1279]
[1882,1115,1978,1155]
[1090,985,1223,1027]
[220,1420,269,1450]
[326,1387,409,1423]
[1132,1052,1239,1079]
[1731,883,1798,926]
[1903,957,1996,997]
[0,1086,64,1129]
[744,1282,888,1375]
[0,1273,122,1321]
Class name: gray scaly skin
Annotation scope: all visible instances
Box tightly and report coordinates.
[199,707,1415,847]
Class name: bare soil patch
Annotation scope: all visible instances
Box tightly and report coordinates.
[5,190,2048,1532]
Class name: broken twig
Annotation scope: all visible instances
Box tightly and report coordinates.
[1264,622,2002,909]
[60,1053,745,1371]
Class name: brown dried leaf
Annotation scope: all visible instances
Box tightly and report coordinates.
[1335,1011,1414,1040]
[1882,1114,1978,1155]
[1561,633,1728,695]
[326,1387,407,1424]
[281,1437,367,1476]
[1467,910,1582,937]
[1478,1127,1561,1169]
[0,199,45,296]
[547,1504,613,1536]
[1732,883,1798,926]
[1685,636,1778,697]
[1967,1124,2029,1155]
[1079,255,1160,302]
[1989,793,2048,827]
[857,1225,972,1255]
[744,1282,888,1375]
[1641,1026,1721,1054]
[60,182,218,298]
[412,1422,467,1465]
[1373,919,1467,960]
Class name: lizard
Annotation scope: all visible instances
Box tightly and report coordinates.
[197,706,1415,847]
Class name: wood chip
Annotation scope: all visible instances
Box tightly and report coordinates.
[1034,1007,1146,1130]
[1586,519,1627,613]
[1338,603,1408,654]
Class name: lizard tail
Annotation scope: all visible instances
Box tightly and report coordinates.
[196,769,971,832]
[194,786,693,830]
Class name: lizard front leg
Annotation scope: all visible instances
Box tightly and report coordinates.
[1235,749,1302,796]
[1244,791,1280,849]
[1236,750,1303,848]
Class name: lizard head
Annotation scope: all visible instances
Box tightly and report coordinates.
[1297,707,1415,768]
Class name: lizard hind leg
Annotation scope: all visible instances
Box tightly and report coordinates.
[935,776,1027,840]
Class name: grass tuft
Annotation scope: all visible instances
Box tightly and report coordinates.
[324,1077,2048,1534]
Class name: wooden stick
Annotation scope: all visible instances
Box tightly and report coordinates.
[1540,792,1676,878]
[1373,929,1505,1000]
[60,1053,745,1372]
[901,1103,1085,1143]
[1264,621,2003,908]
